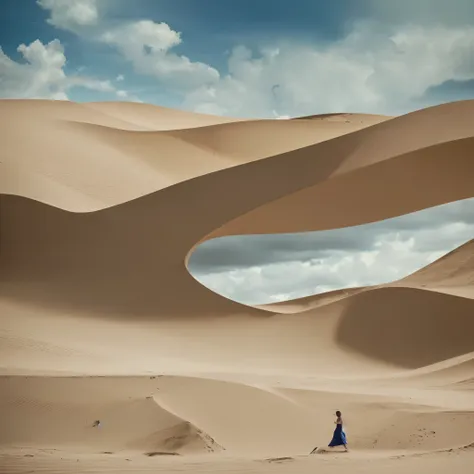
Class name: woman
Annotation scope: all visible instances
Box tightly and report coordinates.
[328,410,348,452]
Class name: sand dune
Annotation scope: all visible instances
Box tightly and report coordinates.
[1,98,473,473]
[0,99,390,211]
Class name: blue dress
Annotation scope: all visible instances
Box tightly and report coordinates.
[328,422,347,447]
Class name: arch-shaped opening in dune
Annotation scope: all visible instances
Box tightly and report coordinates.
[2,99,474,326]
[187,197,474,307]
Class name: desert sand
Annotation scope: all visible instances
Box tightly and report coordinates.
[0,98,473,473]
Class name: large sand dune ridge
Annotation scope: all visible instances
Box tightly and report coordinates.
[0,98,473,473]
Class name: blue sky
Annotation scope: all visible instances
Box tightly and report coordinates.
[1,0,474,116]
[1,0,474,303]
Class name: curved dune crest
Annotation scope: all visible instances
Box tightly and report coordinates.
[0,99,390,211]
[1,99,474,468]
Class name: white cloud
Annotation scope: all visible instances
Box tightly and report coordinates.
[184,23,474,117]
[190,199,474,304]
[34,0,474,116]
[100,20,220,89]
[38,0,220,91]
[37,0,99,31]
[0,39,68,99]
[36,1,474,112]
[0,39,129,100]
[102,20,181,53]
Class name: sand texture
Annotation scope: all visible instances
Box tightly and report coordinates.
[0,98,473,473]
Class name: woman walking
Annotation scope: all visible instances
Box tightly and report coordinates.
[328,411,348,452]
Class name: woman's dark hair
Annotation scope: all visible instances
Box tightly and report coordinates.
[336,410,342,417]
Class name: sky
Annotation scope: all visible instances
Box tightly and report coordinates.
[1,0,473,304]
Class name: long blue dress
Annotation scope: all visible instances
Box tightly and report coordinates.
[328,422,347,447]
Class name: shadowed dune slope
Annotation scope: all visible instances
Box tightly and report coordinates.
[333,286,474,368]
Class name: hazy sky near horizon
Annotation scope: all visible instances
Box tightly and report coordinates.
[1,0,473,304]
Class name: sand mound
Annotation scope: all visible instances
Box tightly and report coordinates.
[0,376,222,454]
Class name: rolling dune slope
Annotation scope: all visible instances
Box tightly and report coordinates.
[0,100,390,211]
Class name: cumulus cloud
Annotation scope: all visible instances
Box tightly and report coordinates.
[184,23,474,117]
[101,20,220,89]
[37,0,99,31]
[0,39,69,99]
[189,199,474,304]
[38,0,219,90]
[0,39,128,100]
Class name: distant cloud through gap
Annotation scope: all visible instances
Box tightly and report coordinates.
[188,198,474,304]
